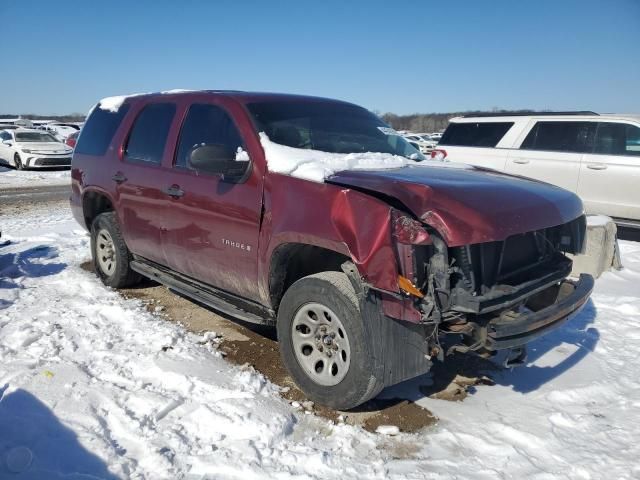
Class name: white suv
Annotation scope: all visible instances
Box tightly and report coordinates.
[433,113,640,227]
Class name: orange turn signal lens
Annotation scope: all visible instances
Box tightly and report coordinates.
[398,275,424,298]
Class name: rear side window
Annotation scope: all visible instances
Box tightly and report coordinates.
[125,103,176,164]
[175,103,245,169]
[520,121,595,153]
[74,104,130,156]
[594,122,640,156]
[439,122,514,147]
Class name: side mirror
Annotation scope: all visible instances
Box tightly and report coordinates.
[2,140,12,146]
[188,144,249,181]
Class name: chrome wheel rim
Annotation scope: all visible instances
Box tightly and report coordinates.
[96,229,116,276]
[291,302,351,386]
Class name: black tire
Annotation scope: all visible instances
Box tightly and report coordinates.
[277,271,385,410]
[90,212,141,288]
[14,154,23,170]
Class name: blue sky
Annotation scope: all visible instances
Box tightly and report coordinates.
[1,0,638,115]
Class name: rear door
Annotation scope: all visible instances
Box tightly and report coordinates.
[115,101,178,266]
[506,121,595,192]
[578,121,640,219]
[161,99,263,300]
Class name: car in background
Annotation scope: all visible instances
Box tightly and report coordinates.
[429,132,443,141]
[433,112,640,228]
[0,128,73,169]
[66,130,80,148]
[41,123,80,141]
[402,133,437,154]
[0,124,20,130]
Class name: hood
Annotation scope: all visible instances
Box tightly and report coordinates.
[326,164,584,246]
[18,142,72,154]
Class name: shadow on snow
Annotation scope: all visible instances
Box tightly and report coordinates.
[0,244,67,309]
[0,385,119,479]
[380,298,599,402]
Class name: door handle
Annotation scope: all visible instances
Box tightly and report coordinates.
[112,172,127,184]
[512,158,530,164]
[164,185,185,198]
[586,163,607,170]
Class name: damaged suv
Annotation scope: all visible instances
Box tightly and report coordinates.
[71,91,593,409]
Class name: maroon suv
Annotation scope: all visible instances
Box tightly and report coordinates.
[71,90,593,409]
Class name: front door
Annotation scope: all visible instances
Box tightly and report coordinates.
[161,101,263,300]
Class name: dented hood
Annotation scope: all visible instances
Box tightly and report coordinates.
[326,164,584,246]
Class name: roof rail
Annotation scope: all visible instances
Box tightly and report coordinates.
[461,111,599,118]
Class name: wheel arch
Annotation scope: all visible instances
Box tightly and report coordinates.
[268,242,352,313]
[82,188,116,230]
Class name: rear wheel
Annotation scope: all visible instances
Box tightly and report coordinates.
[90,212,141,288]
[277,271,385,410]
[14,154,23,170]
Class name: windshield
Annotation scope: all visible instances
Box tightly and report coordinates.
[16,132,60,143]
[247,100,424,160]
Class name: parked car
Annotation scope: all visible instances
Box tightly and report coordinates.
[429,132,443,141]
[66,130,80,148]
[402,133,437,154]
[71,90,592,409]
[0,128,73,169]
[0,124,20,130]
[41,123,80,141]
[433,112,640,228]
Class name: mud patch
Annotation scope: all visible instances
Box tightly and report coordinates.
[419,354,498,401]
[360,399,436,433]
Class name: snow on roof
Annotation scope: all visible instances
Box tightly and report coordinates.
[97,93,146,113]
[97,89,195,113]
[259,132,470,183]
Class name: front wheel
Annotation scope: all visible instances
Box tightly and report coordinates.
[277,271,385,410]
[14,154,23,170]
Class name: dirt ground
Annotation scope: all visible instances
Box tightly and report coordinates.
[80,262,498,434]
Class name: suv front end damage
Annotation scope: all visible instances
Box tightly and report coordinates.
[387,212,593,367]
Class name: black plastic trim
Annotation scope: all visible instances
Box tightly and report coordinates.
[484,274,594,350]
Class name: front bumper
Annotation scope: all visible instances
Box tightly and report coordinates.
[480,274,594,350]
[23,155,72,168]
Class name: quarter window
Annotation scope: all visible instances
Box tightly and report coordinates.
[439,122,514,148]
[175,103,246,169]
[594,122,640,156]
[125,103,176,164]
[520,121,595,153]
[75,104,130,156]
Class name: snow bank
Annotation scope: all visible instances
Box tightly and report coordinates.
[259,132,470,183]
[0,166,70,188]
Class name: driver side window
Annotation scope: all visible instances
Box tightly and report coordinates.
[175,103,247,169]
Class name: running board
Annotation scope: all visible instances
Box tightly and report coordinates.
[130,258,275,326]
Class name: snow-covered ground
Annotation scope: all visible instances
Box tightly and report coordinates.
[0,166,70,189]
[1,205,639,479]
